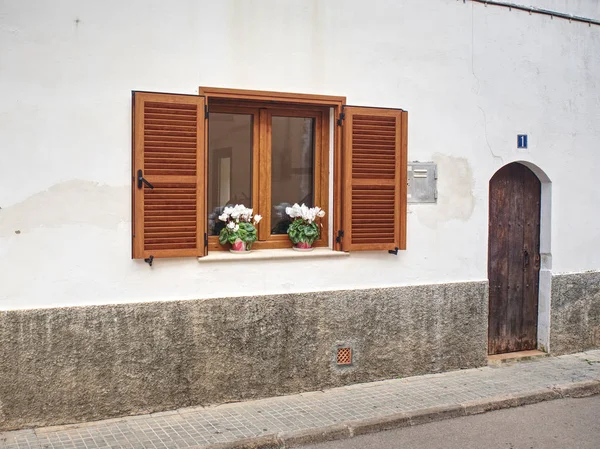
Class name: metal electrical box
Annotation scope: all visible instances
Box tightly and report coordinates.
[408,162,437,203]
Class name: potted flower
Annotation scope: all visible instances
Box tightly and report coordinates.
[285,203,326,251]
[218,205,262,253]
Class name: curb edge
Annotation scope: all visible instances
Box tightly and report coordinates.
[201,380,600,448]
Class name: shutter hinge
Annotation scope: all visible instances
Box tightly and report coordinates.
[336,112,345,127]
[144,255,154,266]
[388,247,399,255]
[205,104,209,119]
[336,230,344,243]
[204,232,208,247]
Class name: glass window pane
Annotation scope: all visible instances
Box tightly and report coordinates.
[208,113,253,236]
[271,116,315,234]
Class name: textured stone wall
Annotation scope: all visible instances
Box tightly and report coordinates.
[551,271,600,355]
[0,282,487,431]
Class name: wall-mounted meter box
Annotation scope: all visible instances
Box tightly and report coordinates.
[408,162,437,203]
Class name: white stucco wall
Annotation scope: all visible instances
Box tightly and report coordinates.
[1,0,599,310]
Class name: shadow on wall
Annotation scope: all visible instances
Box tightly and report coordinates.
[0,180,128,237]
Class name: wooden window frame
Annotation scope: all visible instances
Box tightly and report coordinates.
[207,101,329,250]
[201,87,346,252]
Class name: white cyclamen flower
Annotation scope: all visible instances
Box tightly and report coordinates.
[231,204,250,221]
[312,206,325,219]
[227,221,236,230]
[286,203,325,221]
[254,214,262,224]
[299,204,309,219]
[218,213,228,222]
[289,203,303,218]
[242,207,253,221]
[233,224,239,232]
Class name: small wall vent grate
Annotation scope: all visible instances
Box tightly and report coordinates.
[337,347,352,365]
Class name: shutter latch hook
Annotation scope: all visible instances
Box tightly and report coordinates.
[137,170,154,189]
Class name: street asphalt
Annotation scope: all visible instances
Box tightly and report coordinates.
[301,395,600,449]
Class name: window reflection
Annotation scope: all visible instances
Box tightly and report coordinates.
[208,113,253,235]
[271,116,315,234]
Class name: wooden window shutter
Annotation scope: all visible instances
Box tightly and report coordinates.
[132,92,207,259]
[341,107,407,251]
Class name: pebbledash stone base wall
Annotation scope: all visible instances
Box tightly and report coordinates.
[0,282,488,431]
[550,271,600,355]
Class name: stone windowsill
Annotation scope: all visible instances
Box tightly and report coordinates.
[197,247,349,263]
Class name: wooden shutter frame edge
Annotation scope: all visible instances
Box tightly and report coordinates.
[131,91,136,259]
[399,111,408,250]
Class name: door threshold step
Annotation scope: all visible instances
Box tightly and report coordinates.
[488,350,549,366]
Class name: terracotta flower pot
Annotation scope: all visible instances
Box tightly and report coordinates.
[293,241,313,251]
[230,240,248,253]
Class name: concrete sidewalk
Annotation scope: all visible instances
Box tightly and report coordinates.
[2,350,600,449]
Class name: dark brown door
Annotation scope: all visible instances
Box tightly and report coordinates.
[488,163,541,355]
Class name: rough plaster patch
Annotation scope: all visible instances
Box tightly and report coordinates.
[550,271,600,355]
[0,180,128,236]
[416,154,475,228]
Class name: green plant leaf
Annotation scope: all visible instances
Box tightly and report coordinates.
[286,218,321,244]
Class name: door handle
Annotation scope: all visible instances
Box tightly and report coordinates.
[137,169,154,190]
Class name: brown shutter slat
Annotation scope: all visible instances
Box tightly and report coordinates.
[132,92,207,259]
[342,107,407,251]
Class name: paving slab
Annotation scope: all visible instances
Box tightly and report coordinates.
[1,350,599,449]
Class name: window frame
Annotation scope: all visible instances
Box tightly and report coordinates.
[206,100,330,251]
[199,87,346,253]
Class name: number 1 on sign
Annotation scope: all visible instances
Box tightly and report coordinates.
[517,134,528,149]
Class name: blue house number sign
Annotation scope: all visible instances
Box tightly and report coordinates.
[517,134,528,149]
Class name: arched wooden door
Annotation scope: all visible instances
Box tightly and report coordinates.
[488,163,541,355]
